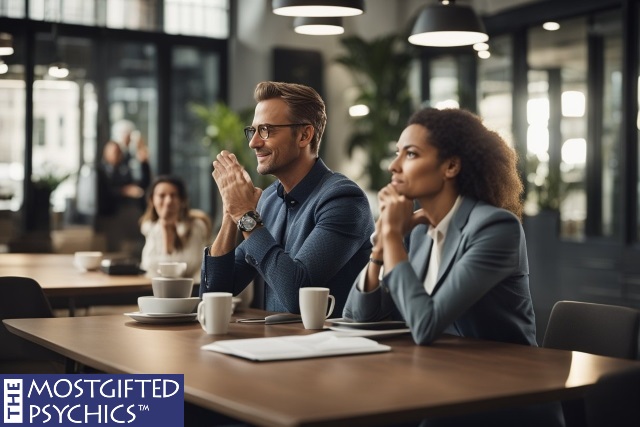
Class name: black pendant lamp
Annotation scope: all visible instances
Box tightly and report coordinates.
[272,0,364,17]
[409,0,488,47]
[294,17,344,35]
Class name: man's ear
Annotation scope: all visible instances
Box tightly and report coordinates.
[444,156,461,178]
[299,125,314,148]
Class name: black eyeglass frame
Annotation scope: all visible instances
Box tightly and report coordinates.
[243,123,311,142]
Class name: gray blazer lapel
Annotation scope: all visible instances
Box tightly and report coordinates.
[435,197,477,286]
[410,225,431,282]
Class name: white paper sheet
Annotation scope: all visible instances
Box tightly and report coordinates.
[201,332,391,361]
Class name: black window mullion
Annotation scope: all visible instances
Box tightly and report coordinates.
[585,30,604,237]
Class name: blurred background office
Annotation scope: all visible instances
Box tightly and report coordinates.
[0,0,639,340]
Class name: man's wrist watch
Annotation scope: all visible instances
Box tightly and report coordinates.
[237,210,263,232]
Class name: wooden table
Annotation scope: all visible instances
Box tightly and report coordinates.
[4,310,639,427]
[0,254,152,315]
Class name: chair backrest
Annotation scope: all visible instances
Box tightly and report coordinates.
[585,366,640,427]
[0,276,55,360]
[543,300,640,359]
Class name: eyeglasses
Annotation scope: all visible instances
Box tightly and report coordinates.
[243,123,311,142]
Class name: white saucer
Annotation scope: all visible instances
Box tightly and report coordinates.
[124,312,197,324]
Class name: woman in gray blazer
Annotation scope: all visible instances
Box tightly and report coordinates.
[343,107,563,426]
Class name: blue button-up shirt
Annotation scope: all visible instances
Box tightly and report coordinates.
[200,159,374,314]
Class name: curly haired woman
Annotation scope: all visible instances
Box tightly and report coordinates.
[343,107,563,426]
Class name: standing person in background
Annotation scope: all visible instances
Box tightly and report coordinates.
[343,107,563,426]
[200,81,374,315]
[96,140,151,255]
[111,119,147,182]
[140,175,211,280]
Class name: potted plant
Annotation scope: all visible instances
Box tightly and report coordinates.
[28,166,71,232]
[335,34,415,191]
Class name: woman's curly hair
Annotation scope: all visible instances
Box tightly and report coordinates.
[408,108,524,219]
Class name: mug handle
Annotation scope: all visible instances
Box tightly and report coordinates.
[325,295,335,318]
[197,301,207,331]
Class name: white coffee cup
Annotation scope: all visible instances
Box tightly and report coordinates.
[197,292,233,335]
[74,251,103,271]
[299,287,335,329]
[157,261,187,278]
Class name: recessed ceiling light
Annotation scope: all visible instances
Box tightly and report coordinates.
[542,22,560,31]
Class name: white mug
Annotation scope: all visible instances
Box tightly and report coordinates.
[299,287,335,329]
[157,262,187,278]
[197,292,233,335]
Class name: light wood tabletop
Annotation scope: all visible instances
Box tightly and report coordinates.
[0,253,152,297]
[4,309,640,427]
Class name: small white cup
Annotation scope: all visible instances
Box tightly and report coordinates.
[197,292,233,335]
[299,287,335,329]
[74,251,103,271]
[157,262,187,278]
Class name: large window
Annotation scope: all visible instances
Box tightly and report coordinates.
[0,32,24,212]
[525,11,623,240]
[478,34,514,147]
[170,46,222,213]
[0,2,228,252]
[25,0,229,38]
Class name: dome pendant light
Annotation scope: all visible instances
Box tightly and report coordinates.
[294,17,344,35]
[272,0,364,17]
[409,0,488,47]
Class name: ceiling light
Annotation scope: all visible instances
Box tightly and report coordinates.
[473,42,489,51]
[0,61,8,74]
[272,0,364,17]
[409,0,488,47]
[48,62,69,78]
[477,50,491,59]
[0,33,14,56]
[294,17,344,35]
[542,22,560,31]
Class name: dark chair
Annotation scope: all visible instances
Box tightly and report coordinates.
[585,366,640,427]
[543,300,640,359]
[543,300,640,427]
[0,276,64,373]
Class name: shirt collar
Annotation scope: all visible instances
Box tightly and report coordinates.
[276,158,329,207]
[428,196,463,241]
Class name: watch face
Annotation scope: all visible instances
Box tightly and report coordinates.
[238,211,262,232]
[242,216,257,230]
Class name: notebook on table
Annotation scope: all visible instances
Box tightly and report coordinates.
[201,332,391,362]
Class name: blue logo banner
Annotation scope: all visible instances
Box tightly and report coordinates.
[2,374,183,426]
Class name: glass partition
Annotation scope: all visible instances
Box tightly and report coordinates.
[170,46,222,213]
[0,32,24,212]
[33,33,98,222]
[478,34,513,147]
[527,17,588,240]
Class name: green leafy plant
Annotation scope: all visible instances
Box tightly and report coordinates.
[335,34,415,191]
[526,154,566,212]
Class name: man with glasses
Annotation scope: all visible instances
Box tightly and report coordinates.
[200,81,374,315]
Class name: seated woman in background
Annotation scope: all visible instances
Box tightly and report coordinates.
[140,175,212,280]
[343,107,563,426]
